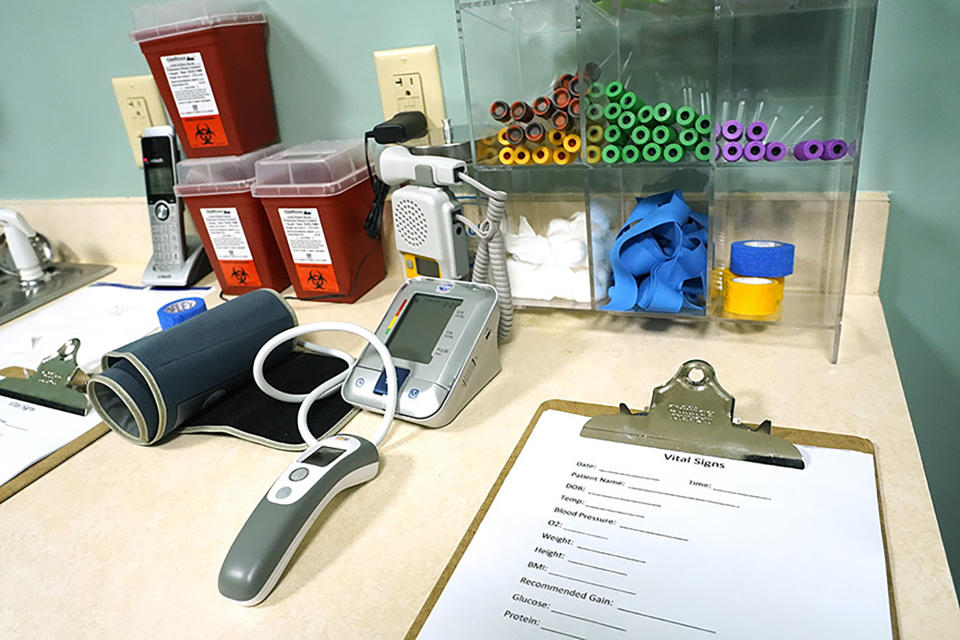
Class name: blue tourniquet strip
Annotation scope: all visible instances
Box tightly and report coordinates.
[600,190,708,314]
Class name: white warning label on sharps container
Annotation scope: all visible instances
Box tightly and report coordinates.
[278,208,332,264]
[200,208,252,261]
[160,51,220,117]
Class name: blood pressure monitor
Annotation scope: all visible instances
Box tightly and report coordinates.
[342,277,501,427]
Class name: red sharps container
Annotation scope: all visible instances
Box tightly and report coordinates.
[252,141,386,303]
[131,0,278,157]
[174,144,290,295]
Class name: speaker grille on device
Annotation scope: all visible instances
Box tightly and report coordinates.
[394,198,428,248]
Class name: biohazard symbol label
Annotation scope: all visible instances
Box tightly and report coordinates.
[295,264,339,293]
[220,260,260,287]
[182,115,229,148]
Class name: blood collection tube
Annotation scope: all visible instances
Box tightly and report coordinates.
[490,101,511,123]
[511,101,534,123]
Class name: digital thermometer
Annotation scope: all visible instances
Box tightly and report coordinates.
[342,277,501,427]
[218,434,379,606]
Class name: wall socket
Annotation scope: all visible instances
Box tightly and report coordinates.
[373,45,446,145]
[111,75,168,168]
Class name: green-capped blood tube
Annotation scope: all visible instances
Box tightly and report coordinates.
[695,114,712,136]
[621,144,641,164]
[679,128,700,148]
[664,143,684,163]
[586,124,605,144]
[604,125,624,145]
[653,102,676,125]
[602,144,622,164]
[675,106,697,128]
[619,91,641,112]
[642,143,663,162]
[617,111,637,131]
[652,125,678,145]
[604,81,624,102]
[630,126,651,146]
[587,82,605,100]
[585,103,604,122]
[603,102,623,122]
[694,141,713,162]
[637,104,655,125]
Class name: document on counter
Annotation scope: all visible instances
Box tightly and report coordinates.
[0,283,210,371]
[0,396,102,487]
[413,409,893,640]
[0,283,210,490]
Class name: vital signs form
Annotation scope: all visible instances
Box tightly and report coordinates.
[413,410,893,640]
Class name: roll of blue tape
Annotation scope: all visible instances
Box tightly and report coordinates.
[158,297,207,330]
[730,241,795,278]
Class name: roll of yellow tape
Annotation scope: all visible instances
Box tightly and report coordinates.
[723,276,781,316]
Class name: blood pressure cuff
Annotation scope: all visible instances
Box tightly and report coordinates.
[179,350,358,450]
[87,289,335,448]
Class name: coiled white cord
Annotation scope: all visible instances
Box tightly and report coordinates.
[252,322,398,448]
[458,172,513,342]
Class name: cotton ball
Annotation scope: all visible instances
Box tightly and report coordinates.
[546,218,574,237]
[552,237,588,268]
[569,268,592,303]
[507,259,555,300]
[513,216,536,237]
[506,234,551,265]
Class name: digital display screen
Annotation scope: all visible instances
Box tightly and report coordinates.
[304,446,345,467]
[386,294,461,364]
[145,165,174,197]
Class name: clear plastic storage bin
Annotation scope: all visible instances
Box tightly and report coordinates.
[456,0,878,361]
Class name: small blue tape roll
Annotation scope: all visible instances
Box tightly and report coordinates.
[730,240,795,278]
[157,297,207,330]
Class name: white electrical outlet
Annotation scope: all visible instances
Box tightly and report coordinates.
[374,45,446,145]
[112,75,168,167]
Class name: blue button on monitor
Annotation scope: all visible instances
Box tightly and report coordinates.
[374,367,410,395]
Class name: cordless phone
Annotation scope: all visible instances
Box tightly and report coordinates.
[141,125,210,287]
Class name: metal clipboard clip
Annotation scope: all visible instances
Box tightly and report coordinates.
[580,359,805,469]
[0,339,90,416]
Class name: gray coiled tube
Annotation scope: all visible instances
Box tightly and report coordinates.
[458,172,513,342]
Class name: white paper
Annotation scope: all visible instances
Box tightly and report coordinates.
[417,410,892,640]
[0,283,209,485]
[0,283,209,372]
[0,397,102,487]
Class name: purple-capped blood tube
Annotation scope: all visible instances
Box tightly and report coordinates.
[793,139,824,161]
[715,123,723,139]
[746,121,768,141]
[715,143,722,159]
[822,139,849,161]
[764,141,787,162]
[743,140,765,162]
[722,141,744,162]
[722,120,744,141]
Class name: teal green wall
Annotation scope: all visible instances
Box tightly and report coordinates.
[858,0,960,592]
[0,0,466,198]
[0,0,957,590]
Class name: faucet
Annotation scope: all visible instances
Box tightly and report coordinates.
[0,208,45,283]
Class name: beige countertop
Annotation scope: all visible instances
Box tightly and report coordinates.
[1,261,958,639]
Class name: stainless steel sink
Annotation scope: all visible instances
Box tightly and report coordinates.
[0,263,116,326]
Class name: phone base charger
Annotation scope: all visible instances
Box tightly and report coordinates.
[142,235,210,287]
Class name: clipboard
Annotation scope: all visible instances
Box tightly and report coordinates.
[0,363,109,504]
[406,360,900,639]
